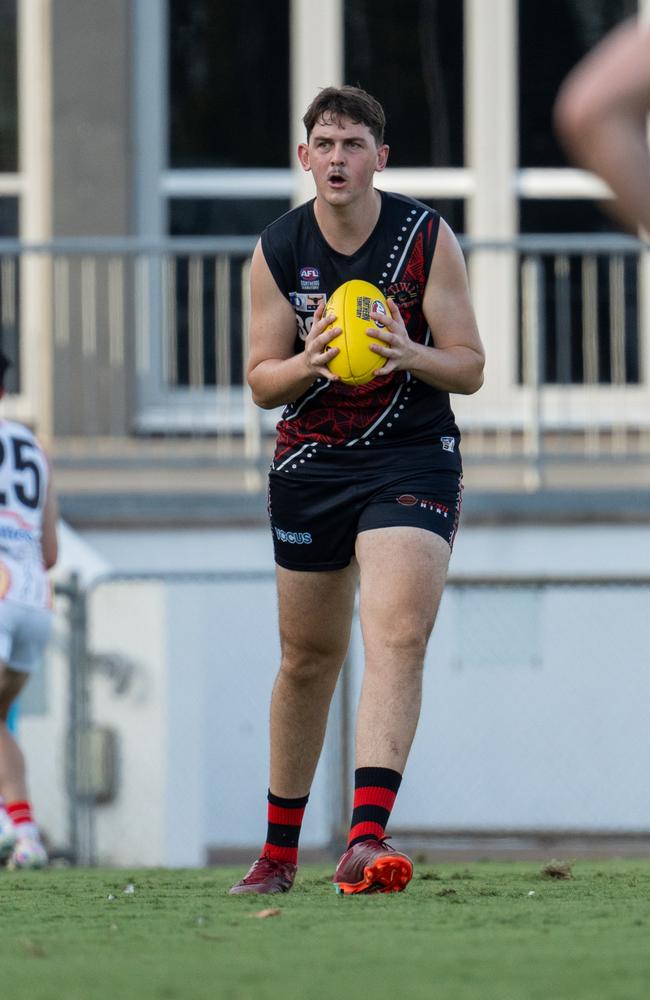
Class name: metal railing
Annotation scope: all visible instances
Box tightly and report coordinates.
[0,235,648,478]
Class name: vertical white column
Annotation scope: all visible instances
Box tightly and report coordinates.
[463,0,519,426]
[133,0,166,238]
[290,0,343,206]
[132,0,166,427]
[18,0,53,437]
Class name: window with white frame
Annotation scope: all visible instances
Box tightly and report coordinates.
[0,0,17,176]
[164,0,292,391]
[345,0,465,233]
[517,0,641,387]
[0,0,19,392]
[519,0,638,172]
[168,0,291,238]
[153,0,648,423]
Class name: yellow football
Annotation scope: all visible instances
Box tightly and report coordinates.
[325,280,388,386]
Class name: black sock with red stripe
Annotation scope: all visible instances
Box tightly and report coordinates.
[347,767,402,848]
[262,790,309,864]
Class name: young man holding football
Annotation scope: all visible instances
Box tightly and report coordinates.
[230,86,484,895]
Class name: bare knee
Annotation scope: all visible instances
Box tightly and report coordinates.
[279,635,348,687]
[367,618,433,670]
[0,667,28,720]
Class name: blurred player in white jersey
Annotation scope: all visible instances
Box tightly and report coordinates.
[0,352,58,869]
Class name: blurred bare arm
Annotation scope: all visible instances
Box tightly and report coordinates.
[41,476,59,570]
[554,18,650,232]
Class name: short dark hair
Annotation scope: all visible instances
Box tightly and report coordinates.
[303,86,386,145]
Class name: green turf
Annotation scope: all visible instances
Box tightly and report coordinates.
[1,860,650,1000]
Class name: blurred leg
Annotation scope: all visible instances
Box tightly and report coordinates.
[0,665,48,868]
[0,665,30,803]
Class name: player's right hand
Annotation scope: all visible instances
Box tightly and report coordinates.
[301,300,341,381]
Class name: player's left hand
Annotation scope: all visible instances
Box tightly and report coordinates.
[366,298,419,376]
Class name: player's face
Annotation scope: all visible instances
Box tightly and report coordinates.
[298,115,389,207]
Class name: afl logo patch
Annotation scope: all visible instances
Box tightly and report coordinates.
[397,494,418,506]
[300,266,320,290]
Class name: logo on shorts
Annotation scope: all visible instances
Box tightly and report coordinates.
[440,436,456,453]
[274,526,312,545]
[396,495,449,517]
[299,266,320,290]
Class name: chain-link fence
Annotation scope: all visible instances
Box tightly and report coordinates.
[16,575,91,864]
[20,571,650,866]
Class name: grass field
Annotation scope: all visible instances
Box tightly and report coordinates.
[1,860,650,1000]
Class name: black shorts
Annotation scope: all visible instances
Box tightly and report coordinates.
[268,443,463,572]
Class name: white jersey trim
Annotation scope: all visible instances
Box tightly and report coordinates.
[392,211,429,281]
[345,384,406,447]
[283,379,330,421]
[274,442,316,471]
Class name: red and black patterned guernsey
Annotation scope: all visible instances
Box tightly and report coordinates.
[260,190,462,470]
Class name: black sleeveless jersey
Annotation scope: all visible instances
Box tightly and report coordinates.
[261,190,461,466]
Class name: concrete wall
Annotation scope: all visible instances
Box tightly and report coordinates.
[19,521,650,866]
[85,574,338,867]
[51,0,131,238]
[51,0,133,437]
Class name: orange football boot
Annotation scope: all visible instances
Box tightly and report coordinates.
[332,838,413,895]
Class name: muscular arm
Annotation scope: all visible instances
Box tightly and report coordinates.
[246,241,341,409]
[371,220,485,394]
[41,475,58,570]
[554,18,650,233]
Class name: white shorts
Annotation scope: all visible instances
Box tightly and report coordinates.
[0,601,53,674]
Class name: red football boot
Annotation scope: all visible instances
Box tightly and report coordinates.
[229,855,297,895]
[332,838,413,895]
